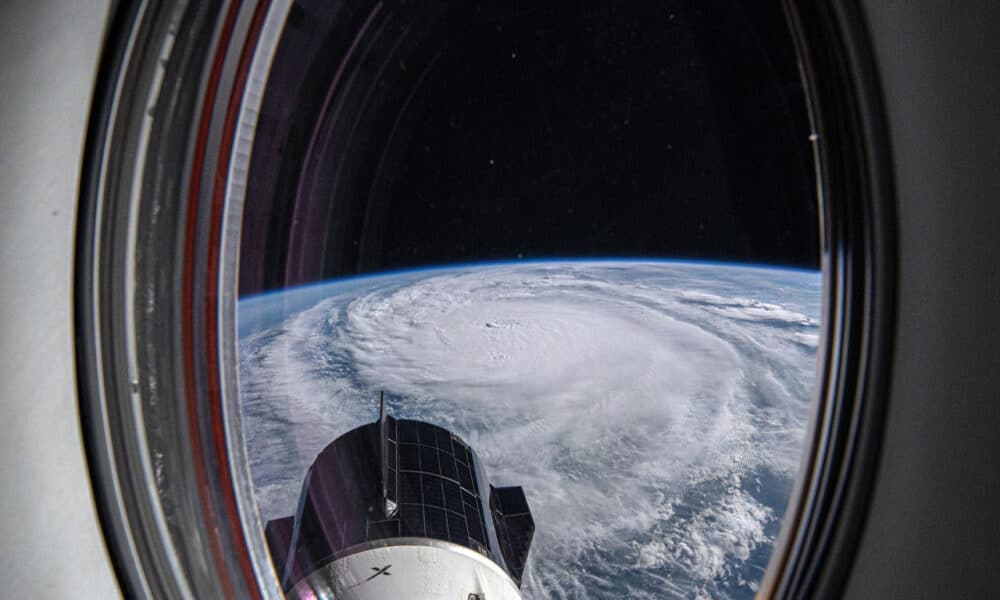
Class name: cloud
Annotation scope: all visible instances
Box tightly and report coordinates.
[238,262,821,599]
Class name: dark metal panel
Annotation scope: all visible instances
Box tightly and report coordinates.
[272,415,534,590]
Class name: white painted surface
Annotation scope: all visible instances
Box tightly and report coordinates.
[0,1,120,597]
[290,542,522,600]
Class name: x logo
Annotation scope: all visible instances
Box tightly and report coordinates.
[365,565,392,581]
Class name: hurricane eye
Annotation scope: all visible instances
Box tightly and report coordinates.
[234,2,822,598]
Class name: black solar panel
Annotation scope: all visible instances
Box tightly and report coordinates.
[419,444,439,472]
[274,415,533,591]
[417,421,437,446]
[422,474,445,508]
[489,486,535,585]
[399,444,420,471]
[458,462,475,491]
[424,506,448,539]
[446,510,468,543]
[443,481,464,513]
[464,501,481,525]
[468,516,486,545]
[435,427,453,452]
[399,472,421,503]
[453,442,471,465]
[439,452,458,481]
[398,420,419,444]
[400,504,425,537]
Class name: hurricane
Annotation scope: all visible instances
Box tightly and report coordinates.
[238,260,821,599]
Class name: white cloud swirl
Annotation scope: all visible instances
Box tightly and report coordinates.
[239,261,821,599]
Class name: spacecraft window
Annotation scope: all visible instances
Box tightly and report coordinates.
[77,0,901,598]
[232,2,824,598]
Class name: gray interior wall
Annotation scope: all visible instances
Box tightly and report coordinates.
[845,2,1000,597]
[0,1,121,598]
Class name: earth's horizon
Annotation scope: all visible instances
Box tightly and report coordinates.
[238,259,822,599]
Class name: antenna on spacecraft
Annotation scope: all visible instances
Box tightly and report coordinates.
[379,390,399,517]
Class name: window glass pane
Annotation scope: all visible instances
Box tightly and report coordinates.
[237,1,821,597]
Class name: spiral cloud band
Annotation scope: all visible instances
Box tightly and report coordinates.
[239,261,821,599]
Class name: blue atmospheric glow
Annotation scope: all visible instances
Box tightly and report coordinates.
[240,256,820,304]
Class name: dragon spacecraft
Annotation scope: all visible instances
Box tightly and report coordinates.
[265,394,535,599]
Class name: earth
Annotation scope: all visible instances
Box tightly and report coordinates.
[238,260,821,599]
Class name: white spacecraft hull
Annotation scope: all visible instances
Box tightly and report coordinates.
[286,539,523,600]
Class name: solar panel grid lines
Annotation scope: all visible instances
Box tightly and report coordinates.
[440,453,459,480]
[269,417,533,590]
[488,485,535,584]
[458,461,476,491]
[419,444,440,473]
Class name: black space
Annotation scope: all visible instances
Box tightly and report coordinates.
[239,1,819,296]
